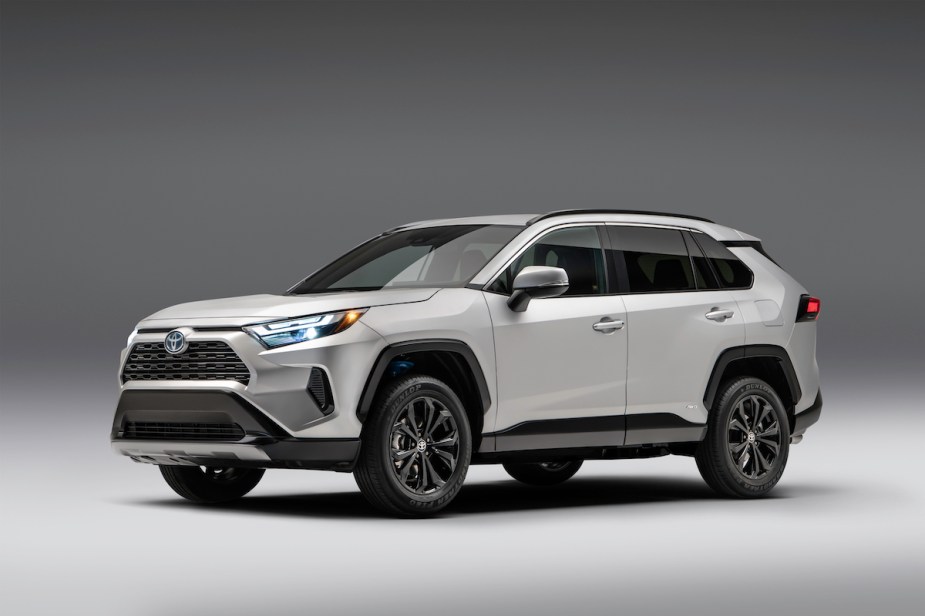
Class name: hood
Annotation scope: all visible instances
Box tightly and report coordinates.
[139,288,440,327]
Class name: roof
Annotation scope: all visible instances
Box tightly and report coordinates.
[387,214,536,231]
[390,210,756,241]
[527,209,714,224]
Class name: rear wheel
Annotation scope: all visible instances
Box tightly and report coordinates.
[354,375,472,517]
[503,460,583,486]
[696,377,790,498]
[159,465,264,503]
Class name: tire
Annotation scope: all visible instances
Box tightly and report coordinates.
[503,460,583,486]
[696,377,790,498]
[159,465,265,504]
[354,375,472,517]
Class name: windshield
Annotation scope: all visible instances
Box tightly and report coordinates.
[288,224,522,294]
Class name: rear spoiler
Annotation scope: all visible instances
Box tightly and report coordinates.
[721,240,781,268]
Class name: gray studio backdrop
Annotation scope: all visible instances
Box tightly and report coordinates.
[3,4,925,616]
[3,0,924,400]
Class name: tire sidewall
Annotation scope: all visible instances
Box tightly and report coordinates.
[369,377,472,511]
[715,379,790,493]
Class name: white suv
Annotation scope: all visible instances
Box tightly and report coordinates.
[112,210,822,516]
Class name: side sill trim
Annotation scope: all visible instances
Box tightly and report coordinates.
[624,413,707,446]
[485,415,626,452]
[480,413,705,453]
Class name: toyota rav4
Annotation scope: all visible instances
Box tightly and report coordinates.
[112,210,822,516]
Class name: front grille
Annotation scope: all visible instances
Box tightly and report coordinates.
[122,341,250,385]
[123,421,245,441]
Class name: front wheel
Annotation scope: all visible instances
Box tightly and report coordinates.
[503,460,583,486]
[696,377,790,498]
[354,375,472,517]
[159,465,265,503]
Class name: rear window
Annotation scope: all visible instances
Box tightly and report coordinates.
[607,226,696,292]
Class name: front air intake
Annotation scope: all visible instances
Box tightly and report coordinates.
[123,421,245,441]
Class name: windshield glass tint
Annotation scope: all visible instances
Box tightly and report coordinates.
[289,225,522,293]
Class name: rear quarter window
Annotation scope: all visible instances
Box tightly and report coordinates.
[692,233,754,289]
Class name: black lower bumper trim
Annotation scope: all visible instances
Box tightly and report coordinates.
[793,390,822,435]
[112,436,361,471]
[257,437,360,469]
[111,390,360,470]
[112,390,290,439]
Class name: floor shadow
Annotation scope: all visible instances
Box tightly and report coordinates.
[126,475,821,520]
[135,490,382,520]
[452,476,718,514]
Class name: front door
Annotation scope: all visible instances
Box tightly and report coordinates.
[482,225,628,451]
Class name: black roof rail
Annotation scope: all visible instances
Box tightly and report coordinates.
[527,209,715,225]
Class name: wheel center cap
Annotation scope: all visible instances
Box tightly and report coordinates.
[747,432,756,443]
[417,439,427,452]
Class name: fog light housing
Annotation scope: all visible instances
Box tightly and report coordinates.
[307,368,334,415]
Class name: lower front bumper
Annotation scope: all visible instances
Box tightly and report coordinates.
[111,389,360,470]
[111,436,360,470]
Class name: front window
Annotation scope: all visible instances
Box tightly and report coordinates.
[289,225,522,294]
[487,226,607,296]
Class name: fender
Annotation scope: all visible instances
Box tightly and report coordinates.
[703,345,802,411]
[356,339,492,422]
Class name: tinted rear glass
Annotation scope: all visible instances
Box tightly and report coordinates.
[692,233,754,289]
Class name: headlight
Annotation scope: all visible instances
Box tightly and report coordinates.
[244,309,367,348]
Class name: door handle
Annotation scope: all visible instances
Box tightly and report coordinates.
[705,307,735,322]
[592,318,625,333]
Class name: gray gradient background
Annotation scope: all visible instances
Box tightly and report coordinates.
[1,2,923,615]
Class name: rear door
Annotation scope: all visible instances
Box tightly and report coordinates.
[605,225,745,444]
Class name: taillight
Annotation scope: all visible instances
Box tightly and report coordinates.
[797,295,821,321]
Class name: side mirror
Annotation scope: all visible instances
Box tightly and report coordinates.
[507,266,569,312]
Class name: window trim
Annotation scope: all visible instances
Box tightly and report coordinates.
[479,221,755,297]
[481,223,612,298]
[682,230,720,291]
